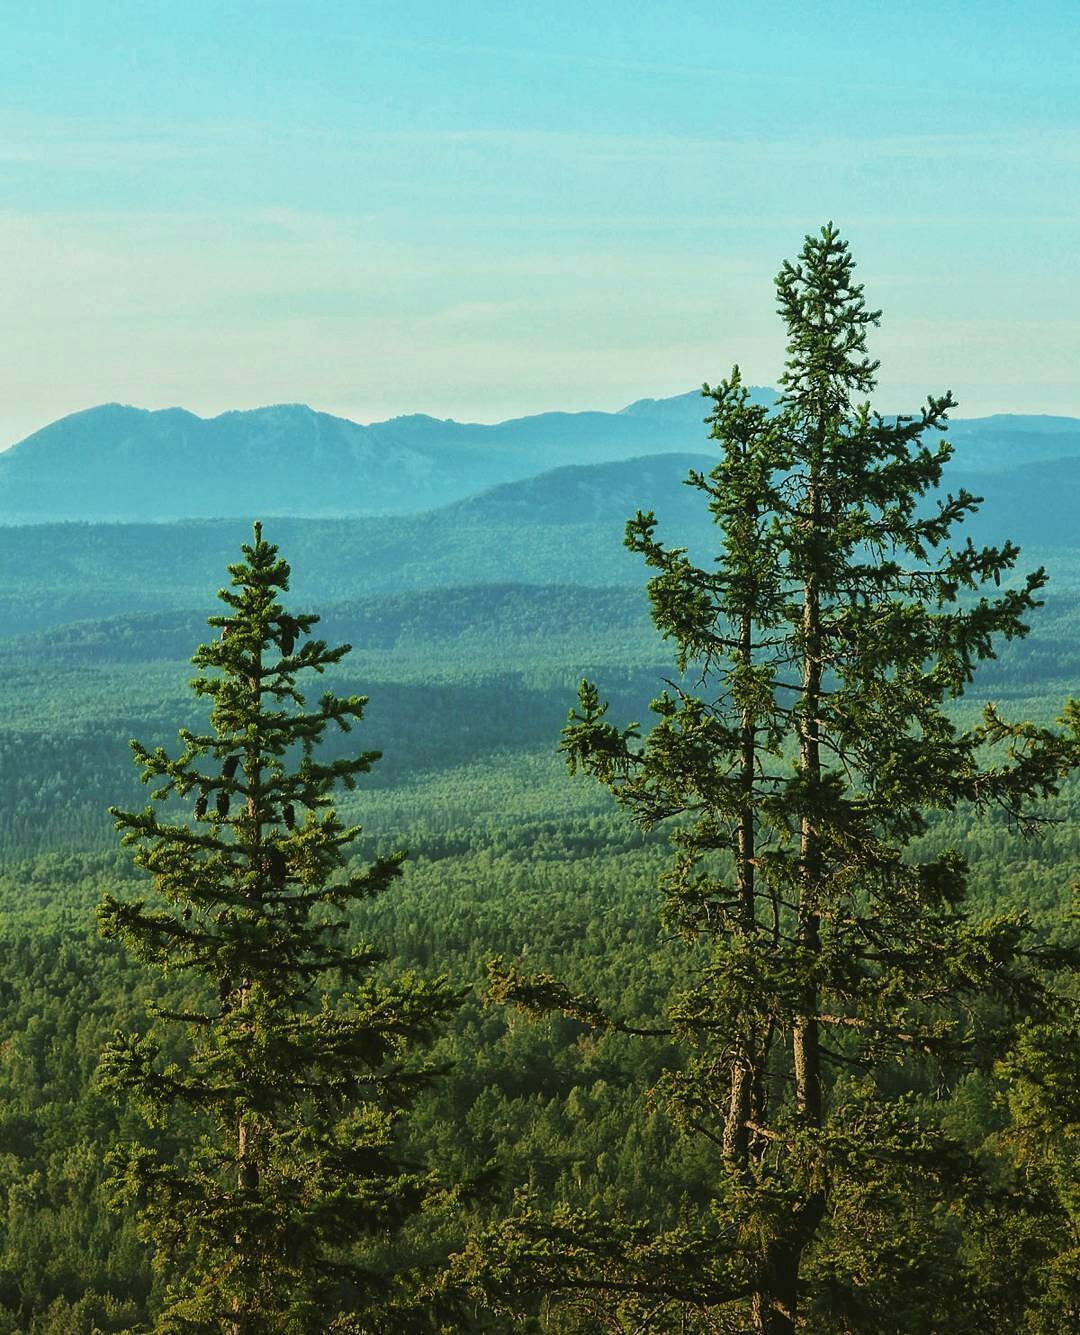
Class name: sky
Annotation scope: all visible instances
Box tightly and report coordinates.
[1,0,1078,446]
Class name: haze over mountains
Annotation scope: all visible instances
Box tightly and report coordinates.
[0,389,771,522]
[3,386,1078,524]
[2,387,1080,643]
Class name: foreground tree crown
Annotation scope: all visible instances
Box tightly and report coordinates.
[463,224,1080,1333]
[99,524,462,1334]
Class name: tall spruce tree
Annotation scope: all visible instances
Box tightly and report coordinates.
[458,226,1080,1333]
[98,524,463,1334]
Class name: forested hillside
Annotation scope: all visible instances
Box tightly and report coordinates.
[6,572,1080,859]
[0,456,710,633]
[4,446,1080,637]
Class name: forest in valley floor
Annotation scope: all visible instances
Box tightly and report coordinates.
[0,561,1076,1332]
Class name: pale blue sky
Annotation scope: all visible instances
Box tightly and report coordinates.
[2,0,1078,444]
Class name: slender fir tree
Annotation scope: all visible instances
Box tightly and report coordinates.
[457,226,1080,1333]
[98,524,464,1334]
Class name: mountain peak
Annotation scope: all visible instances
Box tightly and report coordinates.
[618,387,778,418]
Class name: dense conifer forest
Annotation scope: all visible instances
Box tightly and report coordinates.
[0,229,1077,1332]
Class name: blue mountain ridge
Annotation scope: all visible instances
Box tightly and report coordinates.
[3,387,1074,524]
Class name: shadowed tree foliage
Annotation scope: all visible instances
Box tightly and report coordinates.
[458,225,1080,1333]
[97,524,465,1334]
[973,891,1079,1334]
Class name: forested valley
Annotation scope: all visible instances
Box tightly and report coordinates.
[0,229,1077,1334]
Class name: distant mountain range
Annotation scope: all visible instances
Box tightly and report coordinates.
[4,387,1077,524]
[0,390,765,523]
[4,446,1080,638]
[0,452,714,634]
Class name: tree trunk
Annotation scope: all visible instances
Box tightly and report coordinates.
[795,478,823,1127]
[749,1191,828,1334]
[724,603,758,1170]
[752,475,827,1335]
[750,1254,797,1335]
[232,642,263,1334]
